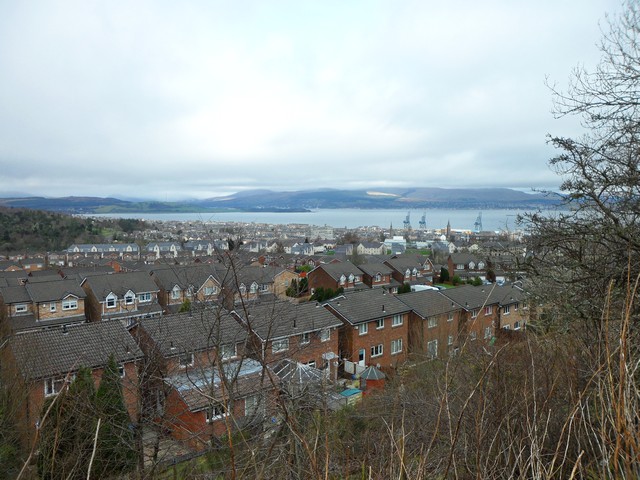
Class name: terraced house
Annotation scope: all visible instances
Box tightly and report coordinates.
[325,289,412,372]
[81,271,162,324]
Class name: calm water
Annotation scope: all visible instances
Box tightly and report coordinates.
[87,208,545,231]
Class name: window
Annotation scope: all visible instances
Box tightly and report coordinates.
[484,306,493,316]
[44,377,66,397]
[259,284,269,292]
[503,305,510,315]
[405,269,410,279]
[320,328,330,342]
[272,338,289,353]
[470,331,477,341]
[239,284,247,295]
[15,304,27,314]
[375,273,382,282]
[118,364,126,378]
[428,317,437,329]
[348,274,354,283]
[106,294,117,308]
[339,275,346,285]
[427,340,438,358]
[245,395,264,417]
[448,312,454,322]
[392,314,403,327]
[139,292,151,302]
[62,299,78,310]
[124,292,135,305]
[300,332,311,344]
[503,324,511,330]
[179,352,194,368]
[358,323,368,335]
[204,286,217,296]
[456,264,464,270]
[220,344,236,359]
[206,404,227,422]
[471,309,478,319]
[186,286,194,297]
[514,302,519,311]
[514,321,521,330]
[371,344,383,358]
[171,287,181,300]
[447,335,454,346]
[391,338,403,355]
[306,360,316,368]
[376,319,384,329]
[250,282,258,293]
[49,303,57,312]
[484,326,492,339]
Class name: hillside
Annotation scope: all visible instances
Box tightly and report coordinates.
[0,207,146,252]
[0,187,560,214]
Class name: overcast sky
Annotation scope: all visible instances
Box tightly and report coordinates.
[0,0,623,200]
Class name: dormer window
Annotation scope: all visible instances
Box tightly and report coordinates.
[405,269,410,279]
[375,273,382,282]
[412,268,418,276]
[106,294,117,308]
[15,304,28,314]
[339,275,346,286]
[171,286,181,300]
[348,274,354,283]
[239,284,247,295]
[469,262,475,269]
[186,286,194,297]
[250,282,258,294]
[124,291,135,305]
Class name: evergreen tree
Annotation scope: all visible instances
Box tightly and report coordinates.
[38,367,97,480]
[439,266,450,283]
[94,355,137,477]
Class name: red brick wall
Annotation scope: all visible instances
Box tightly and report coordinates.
[340,313,409,369]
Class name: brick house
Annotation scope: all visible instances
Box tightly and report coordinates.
[149,264,222,313]
[0,279,87,332]
[396,290,464,358]
[133,310,277,449]
[439,285,501,347]
[81,271,162,324]
[384,256,434,287]
[307,262,366,293]
[233,300,343,370]
[491,285,529,332]
[1,321,143,447]
[325,289,413,371]
[357,262,397,290]
[447,253,487,282]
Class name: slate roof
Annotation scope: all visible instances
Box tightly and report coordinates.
[396,290,462,318]
[151,264,219,291]
[137,309,248,357]
[82,271,159,298]
[166,358,276,411]
[439,285,501,310]
[357,263,394,276]
[325,289,412,325]
[25,279,86,303]
[0,285,31,304]
[9,320,143,381]
[234,300,343,342]
[312,262,364,282]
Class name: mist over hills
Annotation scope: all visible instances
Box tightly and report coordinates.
[0,188,559,214]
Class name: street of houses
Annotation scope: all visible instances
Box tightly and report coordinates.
[0,240,528,456]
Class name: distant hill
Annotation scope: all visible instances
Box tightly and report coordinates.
[199,187,559,210]
[0,188,560,214]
